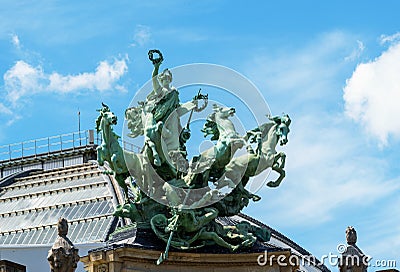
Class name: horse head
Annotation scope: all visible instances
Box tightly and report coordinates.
[268,114,291,146]
[96,104,118,133]
[103,110,118,126]
[213,104,235,119]
[202,104,235,140]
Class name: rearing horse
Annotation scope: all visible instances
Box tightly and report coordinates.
[96,103,130,200]
[199,105,245,168]
[185,105,245,188]
[96,103,148,200]
[224,114,291,188]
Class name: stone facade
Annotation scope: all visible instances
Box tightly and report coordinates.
[81,246,297,272]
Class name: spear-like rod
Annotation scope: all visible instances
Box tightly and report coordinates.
[157,89,207,265]
[156,186,192,265]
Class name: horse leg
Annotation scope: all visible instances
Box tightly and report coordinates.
[272,152,286,169]
[115,173,130,202]
[145,140,162,166]
[267,165,286,188]
[240,183,261,202]
[278,152,286,168]
[97,147,105,166]
[266,152,286,188]
[110,154,118,172]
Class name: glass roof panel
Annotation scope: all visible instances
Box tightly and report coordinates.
[46,226,58,244]
[9,232,22,244]
[84,202,99,218]
[78,220,95,243]
[37,227,50,244]
[0,234,6,245]
[16,230,28,244]
[41,227,56,245]
[86,219,100,241]
[97,217,113,241]
[27,228,43,245]
[3,233,14,244]
[68,222,82,242]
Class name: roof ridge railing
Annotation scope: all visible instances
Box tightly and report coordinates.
[0,130,96,162]
[0,129,142,163]
[96,133,142,153]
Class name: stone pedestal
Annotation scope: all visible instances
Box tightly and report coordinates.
[81,246,297,272]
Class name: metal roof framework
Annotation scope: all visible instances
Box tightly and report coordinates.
[0,161,118,247]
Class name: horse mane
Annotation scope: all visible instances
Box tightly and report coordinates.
[96,104,111,133]
[125,105,144,138]
[95,113,102,133]
[261,120,275,131]
[201,116,220,141]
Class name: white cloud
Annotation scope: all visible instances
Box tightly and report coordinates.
[132,25,151,47]
[0,103,12,115]
[380,32,400,45]
[4,60,46,106]
[251,114,400,226]
[243,31,400,228]
[11,34,21,48]
[48,58,128,93]
[343,42,400,145]
[5,115,21,126]
[344,40,365,61]
[3,57,128,106]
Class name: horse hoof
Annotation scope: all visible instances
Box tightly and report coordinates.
[266,181,279,188]
[252,195,261,202]
[232,245,240,252]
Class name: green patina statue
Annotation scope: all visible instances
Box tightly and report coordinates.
[96,49,291,265]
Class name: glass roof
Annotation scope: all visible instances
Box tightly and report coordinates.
[0,162,119,246]
[0,217,114,245]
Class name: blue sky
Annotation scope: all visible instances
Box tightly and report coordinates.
[1,0,400,269]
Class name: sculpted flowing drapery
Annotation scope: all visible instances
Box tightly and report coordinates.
[96,49,291,265]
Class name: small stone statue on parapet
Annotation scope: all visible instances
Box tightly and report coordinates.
[339,226,368,272]
[47,218,80,272]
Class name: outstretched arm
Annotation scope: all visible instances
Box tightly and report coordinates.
[152,62,162,95]
[176,101,197,116]
[176,96,208,117]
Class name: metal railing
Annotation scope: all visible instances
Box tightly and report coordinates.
[95,133,142,153]
[0,130,95,162]
[122,140,142,153]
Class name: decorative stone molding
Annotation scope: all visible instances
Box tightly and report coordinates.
[81,246,296,272]
[95,264,108,272]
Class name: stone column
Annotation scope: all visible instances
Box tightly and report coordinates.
[47,218,80,272]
